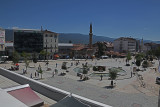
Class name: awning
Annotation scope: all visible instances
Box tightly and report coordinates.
[5,84,44,107]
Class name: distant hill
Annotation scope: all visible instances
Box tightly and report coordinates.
[58,33,115,44]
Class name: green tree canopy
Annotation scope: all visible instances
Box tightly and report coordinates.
[109,71,117,80]
[12,51,20,64]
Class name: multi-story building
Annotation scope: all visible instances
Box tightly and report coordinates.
[12,29,58,59]
[113,37,137,53]
[0,28,5,55]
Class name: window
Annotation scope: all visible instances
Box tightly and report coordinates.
[46,39,47,42]
[51,49,52,52]
[54,35,57,39]
[45,34,48,37]
[55,39,56,43]
[51,39,52,42]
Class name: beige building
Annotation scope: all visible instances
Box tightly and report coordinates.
[113,37,137,53]
[43,30,58,59]
[0,28,5,53]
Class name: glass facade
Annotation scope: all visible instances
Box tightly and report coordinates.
[14,32,43,53]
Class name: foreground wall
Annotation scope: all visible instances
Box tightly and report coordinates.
[0,67,111,107]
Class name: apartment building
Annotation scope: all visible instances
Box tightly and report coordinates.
[113,37,137,53]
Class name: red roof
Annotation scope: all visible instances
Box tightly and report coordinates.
[7,85,43,107]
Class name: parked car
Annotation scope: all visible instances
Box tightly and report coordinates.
[156,77,160,84]
[100,56,108,59]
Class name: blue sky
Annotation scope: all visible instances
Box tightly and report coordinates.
[0,0,160,41]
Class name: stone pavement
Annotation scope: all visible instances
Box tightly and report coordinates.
[0,58,159,107]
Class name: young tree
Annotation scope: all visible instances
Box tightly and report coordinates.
[126,52,132,66]
[82,65,89,80]
[136,59,141,70]
[32,52,38,64]
[12,51,20,64]
[37,65,43,79]
[135,53,144,61]
[40,50,47,61]
[21,52,30,72]
[109,71,117,87]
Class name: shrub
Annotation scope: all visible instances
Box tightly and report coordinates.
[142,60,149,68]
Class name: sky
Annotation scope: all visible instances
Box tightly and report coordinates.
[0,0,160,41]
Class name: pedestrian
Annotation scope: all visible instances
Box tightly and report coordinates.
[52,71,55,77]
[35,72,37,77]
[22,69,24,74]
[56,63,57,68]
[100,74,103,81]
[131,71,132,78]
[37,72,39,77]
[30,73,32,78]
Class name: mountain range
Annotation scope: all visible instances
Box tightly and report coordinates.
[58,33,160,44]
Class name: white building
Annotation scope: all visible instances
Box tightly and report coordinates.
[43,30,58,59]
[113,37,137,53]
[0,28,5,53]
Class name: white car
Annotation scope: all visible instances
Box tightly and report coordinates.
[100,56,108,59]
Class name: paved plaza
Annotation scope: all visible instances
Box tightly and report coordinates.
[0,58,159,107]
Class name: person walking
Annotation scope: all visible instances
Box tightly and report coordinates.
[30,73,32,78]
[56,63,58,68]
[35,72,37,77]
[52,71,55,77]
[100,74,103,81]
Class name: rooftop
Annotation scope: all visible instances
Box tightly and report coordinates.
[0,74,56,106]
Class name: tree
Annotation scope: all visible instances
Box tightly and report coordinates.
[32,52,38,64]
[142,60,149,68]
[150,56,153,62]
[126,52,132,66]
[21,52,30,72]
[82,65,89,80]
[12,51,20,64]
[109,71,117,87]
[40,50,47,61]
[37,65,43,79]
[135,53,144,61]
[136,59,141,70]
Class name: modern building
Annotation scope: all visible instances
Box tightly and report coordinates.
[113,37,137,53]
[0,28,5,55]
[12,29,58,59]
[5,41,13,58]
